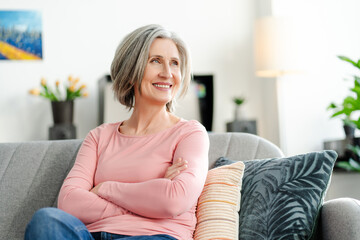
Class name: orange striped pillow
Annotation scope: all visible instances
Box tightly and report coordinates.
[194,161,245,240]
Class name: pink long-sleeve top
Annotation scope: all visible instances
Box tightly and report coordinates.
[57,119,209,240]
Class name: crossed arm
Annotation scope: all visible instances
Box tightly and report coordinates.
[90,157,187,194]
[58,128,209,224]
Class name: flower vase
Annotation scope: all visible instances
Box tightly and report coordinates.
[51,101,74,124]
[234,106,246,122]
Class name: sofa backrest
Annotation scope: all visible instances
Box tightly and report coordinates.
[208,132,284,168]
[0,132,283,240]
[0,139,82,240]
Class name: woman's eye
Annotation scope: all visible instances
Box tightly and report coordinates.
[151,58,160,63]
[171,60,179,66]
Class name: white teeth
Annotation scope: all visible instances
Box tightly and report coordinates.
[153,84,171,89]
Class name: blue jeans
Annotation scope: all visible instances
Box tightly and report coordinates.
[24,208,177,240]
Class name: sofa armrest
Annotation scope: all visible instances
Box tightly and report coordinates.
[321,198,360,240]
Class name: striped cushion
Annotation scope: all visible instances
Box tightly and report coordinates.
[194,161,245,240]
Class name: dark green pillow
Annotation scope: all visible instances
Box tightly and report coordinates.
[214,150,337,240]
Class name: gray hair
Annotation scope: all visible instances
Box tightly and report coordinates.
[110,24,191,112]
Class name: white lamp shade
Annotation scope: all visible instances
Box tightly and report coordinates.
[255,16,298,77]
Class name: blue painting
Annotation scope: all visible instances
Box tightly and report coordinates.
[0,10,42,60]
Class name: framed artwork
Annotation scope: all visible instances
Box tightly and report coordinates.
[0,10,43,60]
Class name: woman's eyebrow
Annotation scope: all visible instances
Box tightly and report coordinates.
[149,55,163,59]
[149,55,180,61]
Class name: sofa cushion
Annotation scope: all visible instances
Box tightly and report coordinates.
[194,160,245,240]
[214,150,337,240]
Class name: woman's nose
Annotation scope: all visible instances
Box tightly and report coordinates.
[159,64,172,79]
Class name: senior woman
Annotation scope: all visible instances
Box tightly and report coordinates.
[24,24,209,240]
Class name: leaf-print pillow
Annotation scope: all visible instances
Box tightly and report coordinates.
[214,150,337,240]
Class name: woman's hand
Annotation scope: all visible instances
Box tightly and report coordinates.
[90,183,103,195]
[164,157,188,180]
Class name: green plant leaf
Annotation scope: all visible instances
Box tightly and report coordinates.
[336,161,354,171]
[347,144,360,155]
[50,92,58,101]
[338,55,359,69]
[351,118,360,129]
[350,86,360,94]
[331,110,345,118]
[331,109,347,118]
[355,76,360,86]
[342,96,360,113]
[327,102,337,110]
[343,96,357,104]
[349,158,360,170]
[233,97,245,105]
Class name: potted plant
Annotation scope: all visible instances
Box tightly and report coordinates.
[328,55,360,172]
[29,75,88,124]
[233,96,246,121]
[327,56,360,139]
[327,103,357,139]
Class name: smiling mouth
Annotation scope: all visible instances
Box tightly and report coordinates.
[152,83,172,89]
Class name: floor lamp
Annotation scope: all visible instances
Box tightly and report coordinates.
[254,16,297,154]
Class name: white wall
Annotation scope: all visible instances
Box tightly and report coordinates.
[0,0,259,142]
[2,0,360,159]
[270,0,360,155]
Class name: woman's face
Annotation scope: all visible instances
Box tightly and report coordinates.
[135,38,181,108]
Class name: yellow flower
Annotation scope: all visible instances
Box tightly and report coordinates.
[29,88,41,96]
[68,75,74,82]
[30,75,87,101]
[82,92,89,97]
[41,78,47,87]
[68,85,76,92]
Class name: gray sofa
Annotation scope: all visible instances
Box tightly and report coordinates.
[0,132,359,239]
